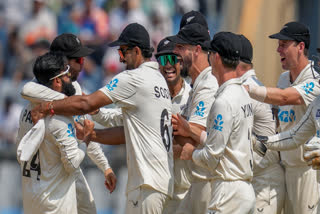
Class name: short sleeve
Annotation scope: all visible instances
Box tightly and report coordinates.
[293,79,320,106]
[99,71,142,108]
[188,87,215,127]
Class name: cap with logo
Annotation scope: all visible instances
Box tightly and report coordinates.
[208,32,241,61]
[238,34,253,64]
[155,38,175,58]
[108,23,151,50]
[180,10,208,30]
[269,21,310,49]
[167,23,210,50]
[50,33,94,58]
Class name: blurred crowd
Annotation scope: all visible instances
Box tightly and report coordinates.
[0,0,223,149]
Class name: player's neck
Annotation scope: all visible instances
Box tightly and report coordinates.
[289,57,309,83]
[169,78,184,98]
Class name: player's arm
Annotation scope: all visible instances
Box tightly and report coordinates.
[48,117,85,174]
[247,84,304,105]
[75,120,125,145]
[181,99,232,170]
[264,101,316,150]
[172,113,206,145]
[91,107,123,127]
[32,90,112,123]
[21,79,65,102]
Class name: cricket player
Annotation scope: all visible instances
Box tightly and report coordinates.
[254,94,320,170]
[20,33,116,214]
[167,23,218,214]
[16,52,83,214]
[246,21,320,213]
[31,23,173,214]
[155,37,192,213]
[179,32,255,214]
[236,34,285,213]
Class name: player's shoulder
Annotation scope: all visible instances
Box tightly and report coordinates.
[46,115,74,132]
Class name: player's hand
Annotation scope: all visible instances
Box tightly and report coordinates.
[172,114,190,137]
[252,135,268,157]
[173,144,183,159]
[243,85,249,92]
[75,119,95,145]
[180,143,195,160]
[304,142,320,170]
[31,101,49,124]
[104,168,117,193]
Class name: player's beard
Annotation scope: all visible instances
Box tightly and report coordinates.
[61,79,76,96]
[181,53,192,77]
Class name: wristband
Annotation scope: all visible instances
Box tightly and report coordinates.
[247,84,267,102]
[200,131,207,145]
[47,101,55,116]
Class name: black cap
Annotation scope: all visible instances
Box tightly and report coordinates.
[167,23,210,49]
[155,38,175,58]
[180,10,208,30]
[269,22,310,49]
[238,34,253,64]
[50,33,94,58]
[109,23,151,50]
[208,32,241,61]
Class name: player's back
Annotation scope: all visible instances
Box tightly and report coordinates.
[100,61,174,197]
[212,81,254,181]
[16,103,82,214]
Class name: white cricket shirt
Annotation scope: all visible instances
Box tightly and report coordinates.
[182,66,219,180]
[16,103,84,214]
[99,61,174,197]
[276,62,320,167]
[241,70,279,174]
[193,78,254,181]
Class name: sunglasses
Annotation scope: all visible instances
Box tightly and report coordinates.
[50,65,71,80]
[118,47,133,60]
[157,54,179,66]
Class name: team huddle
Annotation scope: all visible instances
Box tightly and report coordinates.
[16,10,320,214]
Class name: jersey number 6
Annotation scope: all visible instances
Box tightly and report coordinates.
[160,109,172,152]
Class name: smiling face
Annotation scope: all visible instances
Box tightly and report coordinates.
[277,40,301,70]
[158,54,182,86]
[173,44,194,77]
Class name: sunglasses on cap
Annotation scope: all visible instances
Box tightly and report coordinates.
[157,54,179,66]
[117,47,133,61]
[50,65,71,80]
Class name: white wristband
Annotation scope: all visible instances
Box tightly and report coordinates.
[200,131,207,145]
[247,84,267,102]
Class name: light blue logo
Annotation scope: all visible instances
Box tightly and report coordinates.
[67,123,75,137]
[213,114,224,131]
[317,130,320,138]
[195,101,205,117]
[302,82,314,95]
[106,78,119,91]
[278,109,296,122]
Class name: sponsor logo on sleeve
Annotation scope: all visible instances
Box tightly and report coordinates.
[106,78,119,91]
[213,114,224,131]
[195,101,206,117]
[302,82,314,95]
[278,109,296,122]
[316,109,320,118]
[67,123,75,137]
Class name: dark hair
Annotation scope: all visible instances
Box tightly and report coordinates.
[33,52,68,86]
[220,56,239,69]
[141,47,154,58]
